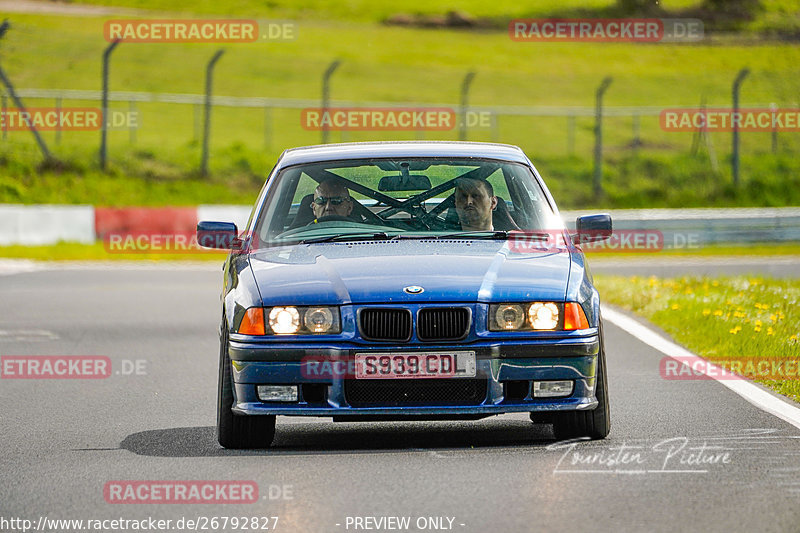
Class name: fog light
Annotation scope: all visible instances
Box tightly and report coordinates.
[533,380,573,398]
[257,385,298,402]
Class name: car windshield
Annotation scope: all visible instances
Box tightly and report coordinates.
[251,157,563,248]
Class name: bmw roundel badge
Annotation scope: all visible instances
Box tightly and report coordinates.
[403,285,424,294]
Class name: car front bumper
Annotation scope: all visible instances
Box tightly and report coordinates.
[228,335,600,416]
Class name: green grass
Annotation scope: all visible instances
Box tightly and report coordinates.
[596,274,800,403]
[0,7,799,207]
[41,0,698,22]
[0,241,225,260]
[65,0,800,34]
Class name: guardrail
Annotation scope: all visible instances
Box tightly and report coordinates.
[561,207,800,247]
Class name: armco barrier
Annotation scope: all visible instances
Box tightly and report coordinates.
[196,205,251,232]
[94,207,198,240]
[0,205,799,247]
[0,204,94,245]
[561,207,800,248]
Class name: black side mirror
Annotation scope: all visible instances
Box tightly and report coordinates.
[574,214,612,244]
[197,221,241,249]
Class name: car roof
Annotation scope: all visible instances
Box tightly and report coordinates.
[276,141,530,167]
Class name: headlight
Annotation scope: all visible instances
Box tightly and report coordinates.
[304,307,334,333]
[494,304,525,330]
[528,302,559,330]
[252,306,341,335]
[268,307,301,334]
[489,302,574,331]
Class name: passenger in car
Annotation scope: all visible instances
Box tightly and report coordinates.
[454,177,498,231]
[311,179,354,221]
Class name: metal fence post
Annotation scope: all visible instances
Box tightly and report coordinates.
[593,77,613,197]
[321,59,341,144]
[100,39,121,171]
[459,71,476,141]
[201,49,224,177]
[1,93,6,140]
[0,23,53,162]
[0,67,53,162]
[770,102,777,154]
[731,67,749,187]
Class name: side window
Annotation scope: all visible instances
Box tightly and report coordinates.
[486,168,510,203]
[501,165,554,230]
[485,168,518,229]
[292,173,318,203]
[256,168,303,242]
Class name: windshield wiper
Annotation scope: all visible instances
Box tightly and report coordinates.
[434,230,511,240]
[434,230,554,241]
[299,232,391,244]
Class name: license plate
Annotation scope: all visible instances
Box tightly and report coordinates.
[354,351,476,379]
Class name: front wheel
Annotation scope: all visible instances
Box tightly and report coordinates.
[543,323,611,440]
[217,327,276,449]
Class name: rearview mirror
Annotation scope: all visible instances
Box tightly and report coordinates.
[197,221,241,249]
[574,214,612,244]
[378,174,432,192]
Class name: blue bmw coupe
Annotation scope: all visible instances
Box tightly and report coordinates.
[198,141,612,449]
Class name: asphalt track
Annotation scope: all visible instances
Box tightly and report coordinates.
[1,259,799,533]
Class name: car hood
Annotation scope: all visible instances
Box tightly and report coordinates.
[248,240,572,305]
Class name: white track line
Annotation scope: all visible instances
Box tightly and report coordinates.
[0,259,45,276]
[603,306,800,431]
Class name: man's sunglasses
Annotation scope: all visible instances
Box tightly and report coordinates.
[313,196,349,206]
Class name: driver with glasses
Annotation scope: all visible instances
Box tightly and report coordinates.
[311,179,354,222]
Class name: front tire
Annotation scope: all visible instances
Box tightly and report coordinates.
[547,323,611,440]
[217,327,276,449]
